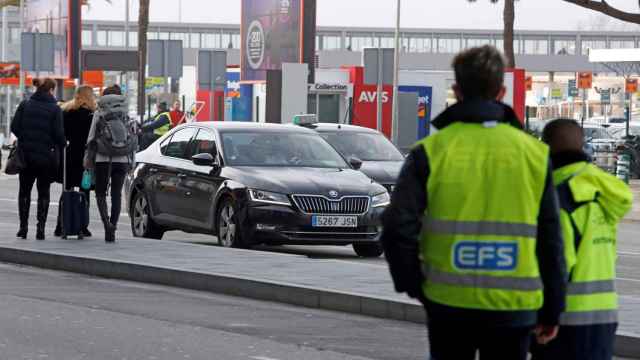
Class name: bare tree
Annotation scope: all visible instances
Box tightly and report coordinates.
[468,0,516,68]
[138,0,150,117]
[563,0,640,24]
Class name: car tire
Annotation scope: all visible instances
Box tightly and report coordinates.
[353,243,384,258]
[131,191,164,240]
[217,197,249,249]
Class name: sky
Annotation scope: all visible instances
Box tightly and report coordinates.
[82,0,640,31]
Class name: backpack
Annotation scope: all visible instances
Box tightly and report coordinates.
[95,110,138,158]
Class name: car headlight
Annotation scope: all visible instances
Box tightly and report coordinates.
[371,192,391,208]
[248,189,291,206]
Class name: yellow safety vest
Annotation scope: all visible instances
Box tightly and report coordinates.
[153,112,171,136]
[554,162,632,325]
[419,122,549,311]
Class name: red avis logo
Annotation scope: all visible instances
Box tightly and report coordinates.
[358,91,390,103]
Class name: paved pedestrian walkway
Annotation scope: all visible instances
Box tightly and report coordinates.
[628,180,640,222]
[0,233,639,337]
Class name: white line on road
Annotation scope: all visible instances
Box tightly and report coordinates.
[251,357,281,360]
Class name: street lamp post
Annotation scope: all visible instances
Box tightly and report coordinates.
[19,0,24,99]
[391,0,401,144]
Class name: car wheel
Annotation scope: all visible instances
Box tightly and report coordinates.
[131,191,164,240]
[353,243,384,258]
[217,197,248,249]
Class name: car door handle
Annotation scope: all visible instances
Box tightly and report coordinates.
[149,168,158,173]
[177,173,187,179]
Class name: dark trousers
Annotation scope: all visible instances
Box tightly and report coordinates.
[19,168,51,201]
[530,323,617,360]
[94,162,128,225]
[427,319,532,360]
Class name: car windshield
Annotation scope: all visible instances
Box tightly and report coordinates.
[320,132,404,162]
[221,132,349,168]
[583,127,612,140]
[610,126,640,138]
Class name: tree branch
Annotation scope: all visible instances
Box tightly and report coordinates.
[563,0,640,24]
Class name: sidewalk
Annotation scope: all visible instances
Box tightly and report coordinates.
[0,234,639,358]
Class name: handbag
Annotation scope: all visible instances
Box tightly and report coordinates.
[5,143,25,175]
[81,169,94,190]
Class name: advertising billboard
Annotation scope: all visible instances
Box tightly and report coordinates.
[241,0,316,82]
[24,0,81,78]
[399,85,433,139]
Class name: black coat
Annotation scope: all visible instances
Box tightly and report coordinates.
[10,92,65,175]
[62,107,93,187]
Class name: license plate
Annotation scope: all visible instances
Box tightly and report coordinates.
[312,215,358,228]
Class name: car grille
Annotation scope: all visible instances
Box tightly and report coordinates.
[292,195,370,215]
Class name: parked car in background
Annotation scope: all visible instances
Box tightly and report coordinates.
[126,122,390,257]
[294,122,405,193]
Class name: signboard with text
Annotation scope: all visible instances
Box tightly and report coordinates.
[600,89,611,104]
[568,79,578,97]
[241,0,316,82]
[626,78,638,94]
[578,72,593,89]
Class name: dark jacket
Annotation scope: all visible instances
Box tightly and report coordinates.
[381,100,567,328]
[10,91,65,173]
[60,107,93,187]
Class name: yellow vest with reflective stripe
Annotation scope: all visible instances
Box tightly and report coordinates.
[554,162,632,325]
[419,122,549,311]
[153,112,171,136]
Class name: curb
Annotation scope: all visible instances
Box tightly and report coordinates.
[1,246,639,358]
[0,246,425,324]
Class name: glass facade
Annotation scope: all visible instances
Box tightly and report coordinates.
[68,22,638,56]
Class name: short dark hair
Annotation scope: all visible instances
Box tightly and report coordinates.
[158,102,169,112]
[102,84,122,96]
[33,78,56,93]
[542,118,585,154]
[452,45,506,100]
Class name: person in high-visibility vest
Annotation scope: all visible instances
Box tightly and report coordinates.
[381,45,567,360]
[530,119,632,360]
[140,102,171,150]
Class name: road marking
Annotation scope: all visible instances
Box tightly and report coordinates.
[619,251,640,257]
[617,277,640,283]
[251,357,281,360]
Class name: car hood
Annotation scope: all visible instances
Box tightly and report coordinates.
[359,161,403,184]
[225,166,385,196]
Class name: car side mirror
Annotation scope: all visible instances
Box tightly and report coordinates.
[192,153,215,166]
[349,156,363,170]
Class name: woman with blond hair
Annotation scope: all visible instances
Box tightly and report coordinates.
[54,85,97,237]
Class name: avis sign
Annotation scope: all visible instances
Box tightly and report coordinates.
[358,90,390,103]
[352,85,393,136]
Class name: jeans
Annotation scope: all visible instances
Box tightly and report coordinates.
[19,168,51,203]
[530,323,617,360]
[427,318,532,360]
[94,162,128,225]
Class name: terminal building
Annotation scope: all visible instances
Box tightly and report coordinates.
[0,10,637,141]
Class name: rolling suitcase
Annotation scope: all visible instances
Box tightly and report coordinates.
[60,145,89,239]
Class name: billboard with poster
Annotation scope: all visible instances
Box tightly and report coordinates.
[241,0,316,82]
[24,0,81,79]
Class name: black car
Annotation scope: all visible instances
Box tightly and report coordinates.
[303,123,404,193]
[125,122,390,257]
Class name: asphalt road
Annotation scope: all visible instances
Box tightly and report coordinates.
[0,262,426,360]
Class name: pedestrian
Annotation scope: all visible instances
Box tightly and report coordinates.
[169,100,185,128]
[380,45,567,360]
[11,78,65,240]
[54,85,97,238]
[84,85,136,243]
[530,119,633,360]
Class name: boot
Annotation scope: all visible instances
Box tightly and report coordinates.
[97,196,115,243]
[36,197,49,240]
[16,197,30,239]
[54,194,62,237]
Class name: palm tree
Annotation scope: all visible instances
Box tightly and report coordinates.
[138,0,149,117]
[469,0,516,68]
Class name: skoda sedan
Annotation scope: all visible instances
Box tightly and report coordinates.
[125,122,389,257]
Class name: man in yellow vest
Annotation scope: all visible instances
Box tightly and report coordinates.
[530,119,632,360]
[140,102,171,150]
[381,45,567,360]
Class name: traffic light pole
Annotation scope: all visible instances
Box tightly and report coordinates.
[581,88,587,128]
